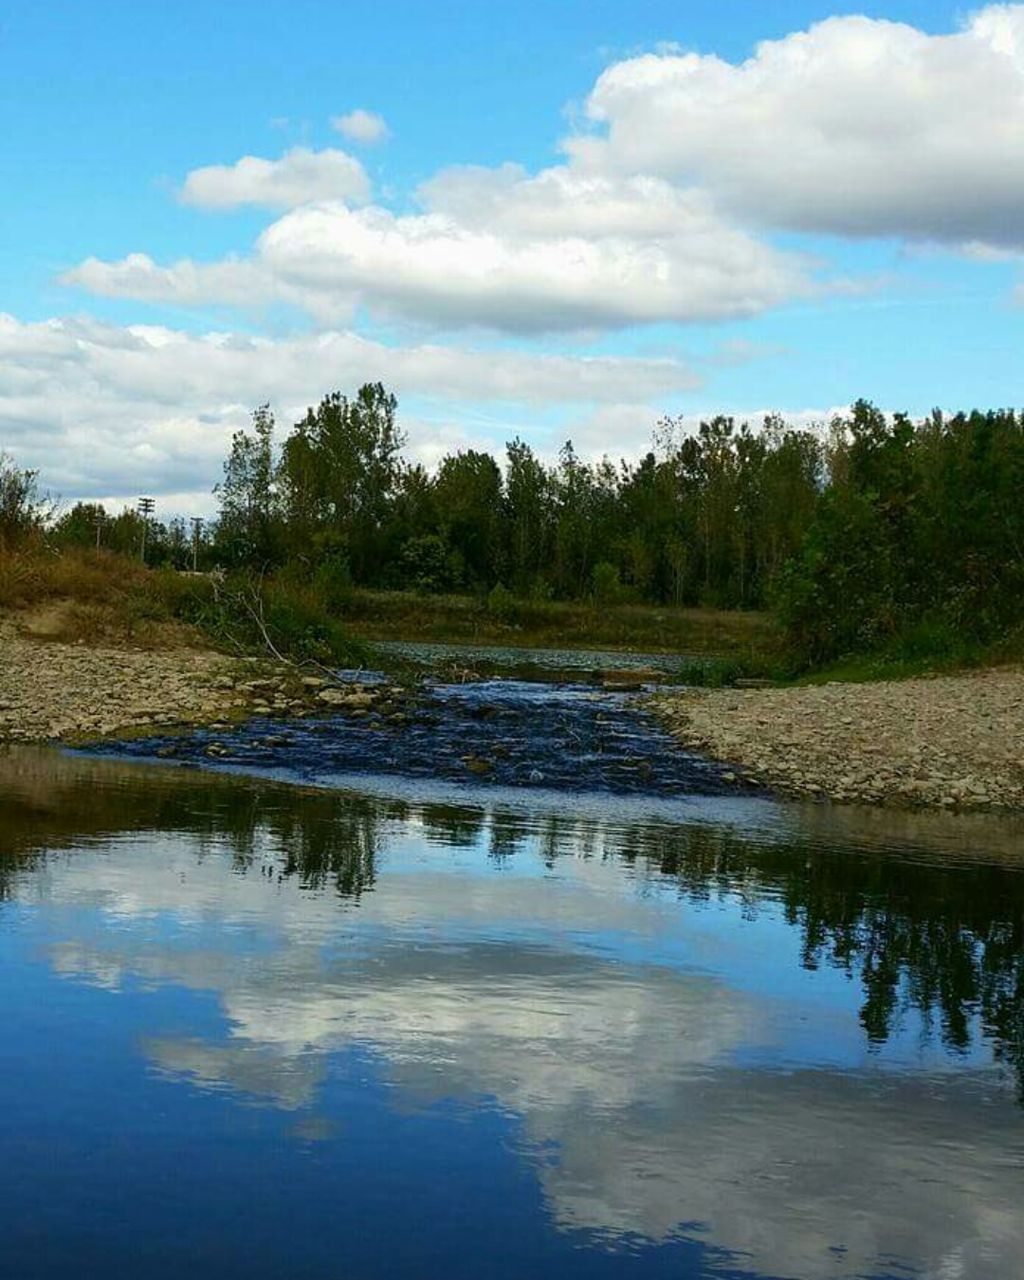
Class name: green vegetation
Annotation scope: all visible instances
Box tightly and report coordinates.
[0,543,367,667]
[4,389,1024,676]
[335,588,774,656]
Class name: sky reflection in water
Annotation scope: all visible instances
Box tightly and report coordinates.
[1,747,1023,1280]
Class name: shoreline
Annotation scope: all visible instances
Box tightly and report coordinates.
[0,617,387,743]
[5,613,1023,814]
[651,667,1024,812]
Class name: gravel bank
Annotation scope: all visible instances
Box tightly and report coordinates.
[0,618,261,741]
[652,667,1024,811]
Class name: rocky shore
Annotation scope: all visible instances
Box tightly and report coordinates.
[6,609,1024,814]
[652,666,1024,811]
[0,617,395,743]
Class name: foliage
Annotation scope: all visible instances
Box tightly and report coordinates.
[0,454,49,548]
[775,401,1024,666]
[590,560,624,605]
[485,581,517,624]
[200,385,827,612]
[11,382,1024,673]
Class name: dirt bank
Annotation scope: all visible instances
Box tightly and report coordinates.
[652,667,1024,811]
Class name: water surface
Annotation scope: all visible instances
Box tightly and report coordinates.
[1,747,1022,1280]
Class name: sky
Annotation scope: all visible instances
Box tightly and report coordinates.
[3,0,1024,515]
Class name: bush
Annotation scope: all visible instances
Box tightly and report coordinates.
[397,535,457,594]
[486,581,518,624]
[174,572,371,667]
[311,555,354,612]
[0,455,49,550]
[590,561,622,606]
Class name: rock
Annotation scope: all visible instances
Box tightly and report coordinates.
[648,666,1024,812]
[342,692,377,710]
[316,688,376,710]
[462,755,493,775]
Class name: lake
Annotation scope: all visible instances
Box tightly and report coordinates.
[2,714,1023,1278]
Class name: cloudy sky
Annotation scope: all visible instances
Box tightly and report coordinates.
[4,1,1024,513]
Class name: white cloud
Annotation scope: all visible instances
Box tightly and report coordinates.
[0,313,698,509]
[564,6,1024,249]
[331,108,390,145]
[65,168,817,333]
[180,146,370,210]
[64,253,263,307]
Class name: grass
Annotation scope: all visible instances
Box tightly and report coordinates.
[0,545,369,667]
[337,587,778,658]
[0,549,780,680]
[9,546,1015,688]
[787,622,1024,686]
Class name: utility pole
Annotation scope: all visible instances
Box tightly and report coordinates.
[190,516,203,572]
[138,496,155,564]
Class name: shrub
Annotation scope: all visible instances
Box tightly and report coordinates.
[486,581,517,624]
[590,560,622,606]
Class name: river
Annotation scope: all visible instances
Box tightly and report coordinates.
[1,654,1022,1279]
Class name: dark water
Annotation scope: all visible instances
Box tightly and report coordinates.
[2,743,1024,1280]
[83,677,751,797]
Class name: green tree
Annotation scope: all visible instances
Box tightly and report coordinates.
[0,454,47,548]
[278,383,404,582]
[215,405,280,567]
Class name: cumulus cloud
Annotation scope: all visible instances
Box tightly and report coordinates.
[0,313,697,508]
[65,168,817,332]
[331,108,390,145]
[64,253,262,307]
[566,6,1024,249]
[180,146,370,210]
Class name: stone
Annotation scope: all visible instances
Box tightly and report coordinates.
[462,755,493,775]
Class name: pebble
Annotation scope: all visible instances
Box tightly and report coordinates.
[651,667,1024,812]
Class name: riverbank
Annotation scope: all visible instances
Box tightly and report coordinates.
[0,614,254,740]
[0,613,369,740]
[339,588,775,657]
[652,666,1024,811]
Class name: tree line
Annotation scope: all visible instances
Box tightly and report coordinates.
[7,385,1024,665]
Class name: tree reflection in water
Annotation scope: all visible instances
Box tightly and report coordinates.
[1,745,1022,1100]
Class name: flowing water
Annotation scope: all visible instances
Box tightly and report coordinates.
[2,666,1023,1279]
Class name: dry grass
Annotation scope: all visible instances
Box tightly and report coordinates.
[0,546,208,649]
[0,546,370,664]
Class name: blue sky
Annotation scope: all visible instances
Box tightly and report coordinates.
[3,1,1024,512]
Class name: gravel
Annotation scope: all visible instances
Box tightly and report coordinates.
[652,667,1024,811]
[0,618,248,741]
